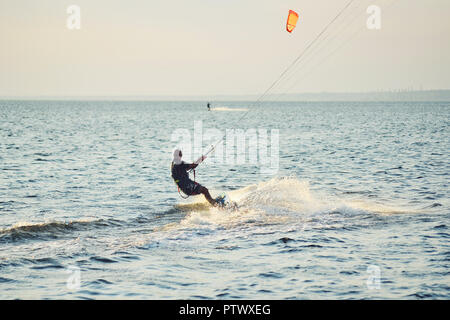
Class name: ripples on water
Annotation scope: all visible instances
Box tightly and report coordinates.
[0,100,449,299]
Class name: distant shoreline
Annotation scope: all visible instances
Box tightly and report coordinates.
[1,90,450,102]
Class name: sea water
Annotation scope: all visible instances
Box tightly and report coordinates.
[0,100,448,299]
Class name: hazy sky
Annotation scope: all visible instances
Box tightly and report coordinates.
[1,0,449,97]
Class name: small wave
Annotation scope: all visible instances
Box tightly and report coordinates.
[33,152,52,157]
[30,264,64,270]
[89,279,114,285]
[258,272,284,279]
[279,237,295,243]
[265,237,296,245]
[90,256,118,264]
[0,200,18,207]
[0,218,123,242]
[424,203,442,209]
[0,277,17,283]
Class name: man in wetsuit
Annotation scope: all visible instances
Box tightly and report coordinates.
[171,149,217,206]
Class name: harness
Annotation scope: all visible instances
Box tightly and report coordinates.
[172,163,197,199]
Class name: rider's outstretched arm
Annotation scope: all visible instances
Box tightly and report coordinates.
[188,163,198,170]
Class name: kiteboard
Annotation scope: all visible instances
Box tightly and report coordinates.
[214,193,238,211]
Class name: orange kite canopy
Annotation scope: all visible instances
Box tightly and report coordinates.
[286,10,299,33]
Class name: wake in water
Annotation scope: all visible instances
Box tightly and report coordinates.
[211,107,249,112]
[169,176,426,233]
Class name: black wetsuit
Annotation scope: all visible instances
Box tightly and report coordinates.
[171,161,202,195]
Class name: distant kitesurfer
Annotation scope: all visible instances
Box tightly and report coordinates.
[207,102,211,111]
[171,149,217,206]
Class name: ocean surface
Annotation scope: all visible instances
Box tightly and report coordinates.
[0,100,449,299]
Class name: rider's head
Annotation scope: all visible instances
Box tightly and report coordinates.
[173,148,183,164]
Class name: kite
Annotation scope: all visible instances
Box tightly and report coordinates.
[286,10,299,33]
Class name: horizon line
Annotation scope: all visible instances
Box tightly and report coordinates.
[1,89,450,101]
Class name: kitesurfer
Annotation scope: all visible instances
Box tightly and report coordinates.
[171,149,217,206]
